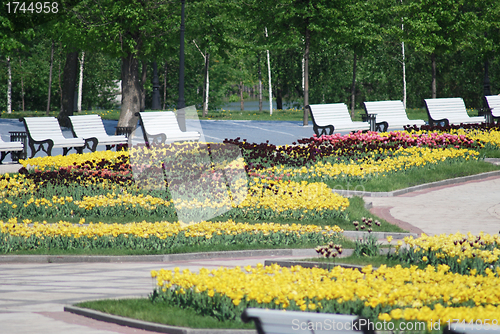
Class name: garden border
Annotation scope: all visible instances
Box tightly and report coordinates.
[0,235,418,263]
[332,169,500,197]
[64,305,257,334]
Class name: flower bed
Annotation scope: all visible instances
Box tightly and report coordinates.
[0,219,343,253]
[389,232,500,275]
[151,258,500,328]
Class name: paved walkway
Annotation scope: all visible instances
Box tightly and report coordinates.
[367,175,500,236]
[0,254,313,334]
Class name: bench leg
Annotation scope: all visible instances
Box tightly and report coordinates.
[0,152,7,164]
[85,139,98,152]
[313,125,334,136]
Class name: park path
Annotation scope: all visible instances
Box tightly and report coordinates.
[367,175,500,236]
[0,254,312,334]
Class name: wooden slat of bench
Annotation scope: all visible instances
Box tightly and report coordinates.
[242,308,369,334]
[424,98,484,125]
[485,95,500,118]
[68,115,128,147]
[24,117,68,142]
[309,104,369,132]
[139,111,200,143]
[0,137,23,152]
[22,117,85,157]
[69,115,108,137]
[363,100,426,128]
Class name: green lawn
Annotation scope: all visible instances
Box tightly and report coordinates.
[75,299,255,329]
[2,106,484,123]
[325,160,500,193]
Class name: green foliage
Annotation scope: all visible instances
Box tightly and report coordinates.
[76,299,255,329]
[0,229,345,254]
[353,234,381,257]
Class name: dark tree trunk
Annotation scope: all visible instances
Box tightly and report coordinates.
[239,80,244,111]
[59,51,78,127]
[350,53,357,118]
[58,61,62,113]
[303,25,310,125]
[140,60,147,112]
[46,40,54,116]
[276,88,283,110]
[19,56,25,112]
[163,61,167,110]
[118,52,141,129]
[431,53,437,99]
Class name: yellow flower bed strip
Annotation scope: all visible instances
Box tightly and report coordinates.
[151,263,500,327]
[0,219,343,253]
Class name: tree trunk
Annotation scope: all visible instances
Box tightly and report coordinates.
[431,53,437,98]
[258,54,262,112]
[163,61,167,110]
[77,51,85,112]
[240,80,244,111]
[276,88,283,110]
[303,25,310,125]
[59,51,78,127]
[117,52,141,129]
[46,40,54,116]
[140,60,147,112]
[7,56,12,114]
[202,52,209,117]
[58,59,62,112]
[350,53,357,118]
[19,56,25,112]
[402,41,407,108]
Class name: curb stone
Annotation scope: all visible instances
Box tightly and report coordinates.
[332,170,500,197]
[265,248,395,270]
[0,233,418,264]
[64,306,257,334]
[0,249,317,263]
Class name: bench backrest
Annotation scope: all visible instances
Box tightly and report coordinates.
[308,104,355,127]
[23,117,67,142]
[363,100,410,122]
[242,308,371,334]
[485,95,500,117]
[139,111,183,136]
[68,114,109,138]
[424,97,470,121]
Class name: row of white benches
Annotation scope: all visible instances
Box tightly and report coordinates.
[309,96,500,136]
[0,111,201,162]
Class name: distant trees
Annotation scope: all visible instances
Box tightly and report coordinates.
[1,0,499,116]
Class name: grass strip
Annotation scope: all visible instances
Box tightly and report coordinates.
[5,240,354,256]
[325,160,500,192]
[76,298,255,329]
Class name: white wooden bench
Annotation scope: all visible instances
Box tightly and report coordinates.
[68,114,128,151]
[307,104,370,136]
[445,322,500,333]
[484,95,500,124]
[137,111,200,147]
[0,137,24,163]
[424,97,485,126]
[241,308,374,334]
[363,100,426,131]
[20,117,85,158]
